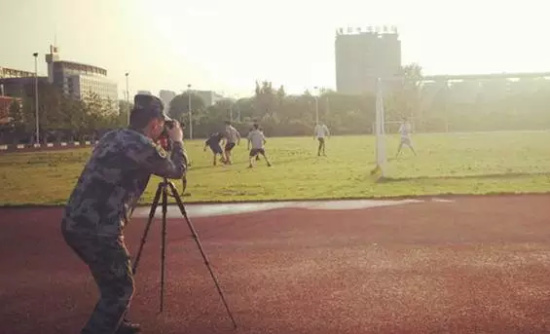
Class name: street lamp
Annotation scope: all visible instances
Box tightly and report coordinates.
[187,84,193,139]
[313,86,319,124]
[125,72,130,125]
[33,52,39,146]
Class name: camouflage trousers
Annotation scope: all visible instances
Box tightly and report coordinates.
[62,229,135,334]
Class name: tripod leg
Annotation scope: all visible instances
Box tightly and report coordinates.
[160,182,168,313]
[132,182,163,275]
[167,182,238,329]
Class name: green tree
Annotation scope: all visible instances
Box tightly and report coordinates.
[58,96,86,141]
[386,63,423,125]
[3,100,25,143]
[8,99,23,129]
[254,81,276,117]
[117,100,133,128]
[168,93,206,124]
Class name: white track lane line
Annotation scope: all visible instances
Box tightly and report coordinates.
[131,198,454,219]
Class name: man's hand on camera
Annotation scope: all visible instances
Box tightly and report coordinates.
[168,121,184,143]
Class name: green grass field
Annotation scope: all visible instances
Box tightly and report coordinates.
[1,130,549,206]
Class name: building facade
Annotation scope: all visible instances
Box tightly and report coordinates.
[45,45,118,107]
[420,72,550,105]
[0,96,17,125]
[0,66,43,98]
[335,26,402,95]
[0,77,49,98]
[0,67,35,79]
[68,75,118,102]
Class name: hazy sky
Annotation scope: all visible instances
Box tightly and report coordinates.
[2,0,549,98]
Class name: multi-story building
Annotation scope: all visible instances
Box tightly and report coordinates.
[0,77,48,98]
[335,26,402,95]
[420,72,550,106]
[0,67,35,79]
[45,45,118,108]
[68,75,118,102]
[0,66,46,99]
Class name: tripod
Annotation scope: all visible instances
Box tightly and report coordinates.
[132,178,237,329]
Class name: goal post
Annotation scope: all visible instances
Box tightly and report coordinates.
[371,76,406,178]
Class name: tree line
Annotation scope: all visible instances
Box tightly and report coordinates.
[2,64,550,145]
[168,64,550,139]
[0,81,130,144]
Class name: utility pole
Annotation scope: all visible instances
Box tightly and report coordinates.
[187,84,193,139]
[33,52,40,145]
[125,72,130,125]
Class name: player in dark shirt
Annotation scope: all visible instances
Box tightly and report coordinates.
[204,132,226,166]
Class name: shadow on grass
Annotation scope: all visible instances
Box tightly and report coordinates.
[186,156,319,171]
[377,171,550,183]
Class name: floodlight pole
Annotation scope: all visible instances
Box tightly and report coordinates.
[33,52,40,146]
[187,84,193,139]
[125,72,130,125]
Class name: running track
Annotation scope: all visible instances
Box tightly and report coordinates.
[1,195,550,333]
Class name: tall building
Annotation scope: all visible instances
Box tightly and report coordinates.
[335,26,402,95]
[45,45,118,106]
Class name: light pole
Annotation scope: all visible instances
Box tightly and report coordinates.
[187,84,192,139]
[33,52,40,146]
[314,86,319,124]
[125,72,130,125]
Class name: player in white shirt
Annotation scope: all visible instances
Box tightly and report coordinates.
[223,121,241,165]
[396,117,416,157]
[247,123,271,168]
[314,123,330,156]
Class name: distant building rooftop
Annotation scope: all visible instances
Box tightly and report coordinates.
[422,72,550,81]
[52,60,107,76]
[0,67,35,79]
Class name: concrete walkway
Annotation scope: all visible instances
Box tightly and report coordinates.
[132,197,454,218]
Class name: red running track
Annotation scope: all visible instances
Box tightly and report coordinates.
[1,195,550,334]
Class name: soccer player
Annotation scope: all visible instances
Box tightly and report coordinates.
[314,122,330,156]
[396,116,417,157]
[223,121,241,165]
[204,131,226,166]
[247,123,271,168]
[250,120,263,161]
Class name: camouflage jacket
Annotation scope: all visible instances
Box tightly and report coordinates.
[62,128,187,237]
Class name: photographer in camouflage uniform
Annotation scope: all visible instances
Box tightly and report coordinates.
[61,94,187,334]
